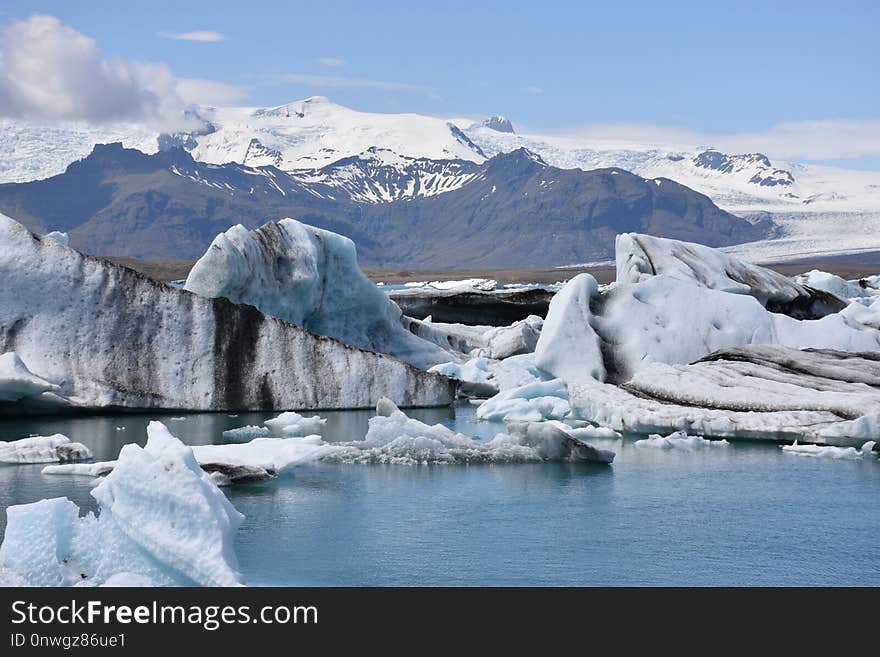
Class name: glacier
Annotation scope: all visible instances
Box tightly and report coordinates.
[0,422,244,587]
[184,219,455,369]
[0,213,455,413]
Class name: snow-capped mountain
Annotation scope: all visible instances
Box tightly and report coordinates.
[1,96,878,263]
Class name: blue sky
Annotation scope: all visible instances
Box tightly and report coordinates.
[1,1,879,166]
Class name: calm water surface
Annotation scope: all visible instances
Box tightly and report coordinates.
[1,405,878,586]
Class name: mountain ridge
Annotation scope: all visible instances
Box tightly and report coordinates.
[0,143,769,267]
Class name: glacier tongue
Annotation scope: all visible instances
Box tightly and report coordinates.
[184,219,455,370]
[0,213,455,413]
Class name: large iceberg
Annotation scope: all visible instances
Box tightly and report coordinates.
[184,219,453,369]
[616,233,846,319]
[569,346,880,446]
[0,213,454,413]
[535,236,880,384]
[0,421,244,586]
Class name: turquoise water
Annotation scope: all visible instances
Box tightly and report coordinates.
[1,406,878,586]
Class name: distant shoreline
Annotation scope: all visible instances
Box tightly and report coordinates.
[106,253,880,285]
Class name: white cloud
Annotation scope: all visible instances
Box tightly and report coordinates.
[159,30,224,42]
[526,86,543,95]
[0,15,239,129]
[318,57,345,67]
[553,120,880,162]
[176,78,248,106]
[281,73,425,90]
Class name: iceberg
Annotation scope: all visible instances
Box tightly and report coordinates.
[475,379,570,423]
[184,219,454,369]
[429,352,552,397]
[634,431,729,450]
[221,425,273,442]
[616,233,846,319]
[0,421,244,587]
[46,422,339,479]
[0,352,60,402]
[537,247,880,383]
[263,410,327,437]
[569,346,880,446]
[0,434,92,464]
[780,441,877,461]
[534,274,605,384]
[322,398,613,465]
[404,315,542,360]
[0,213,455,413]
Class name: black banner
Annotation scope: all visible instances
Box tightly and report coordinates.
[0,587,869,651]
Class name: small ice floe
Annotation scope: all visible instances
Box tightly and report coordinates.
[168,416,187,421]
[1,422,244,587]
[45,422,335,482]
[264,411,327,437]
[223,411,327,443]
[322,398,613,465]
[227,414,239,418]
[0,434,93,464]
[115,427,125,431]
[634,431,729,451]
[781,440,877,461]
[221,425,272,442]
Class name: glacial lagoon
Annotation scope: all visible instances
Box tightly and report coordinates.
[1,405,877,587]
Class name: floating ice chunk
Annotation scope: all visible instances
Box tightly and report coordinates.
[0,352,60,402]
[0,213,454,413]
[200,463,278,486]
[0,434,92,464]
[264,411,327,437]
[429,353,551,398]
[480,315,543,359]
[505,421,615,463]
[569,348,880,446]
[781,440,877,461]
[192,436,337,473]
[184,219,453,369]
[45,231,68,246]
[43,461,116,477]
[476,379,570,423]
[794,270,877,302]
[616,233,845,318]
[169,416,187,421]
[534,274,605,384]
[221,425,273,442]
[634,431,729,450]
[324,399,612,465]
[0,422,244,587]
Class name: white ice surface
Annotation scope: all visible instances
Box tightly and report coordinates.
[0,352,61,402]
[634,431,730,450]
[781,440,877,461]
[534,274,605,384]
[0,421,244,587]
[184,219,453,369]
[0,434,92,464]
[263,411,327,437]
[475,379,570,423]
